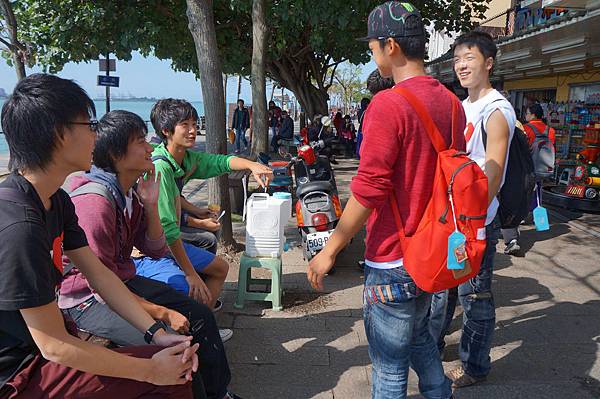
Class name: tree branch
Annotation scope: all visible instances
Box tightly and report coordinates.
[327,58,347,69]
[292,45,310,59]
[320,55,332,78]
[0,0,17,33]
[0,35,13,50]
[325,62,342,90]
[307,55,325,90]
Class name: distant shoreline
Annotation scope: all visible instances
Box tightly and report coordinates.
[92,98,203,103]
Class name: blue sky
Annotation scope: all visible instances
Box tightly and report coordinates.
[1,52,247,101]
[1,51,376,103]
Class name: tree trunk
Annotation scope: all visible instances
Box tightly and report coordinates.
[289,82,328,121]
[223,73,228,109]
[250,0,268,157]
[186,0,234,245]
[236,75,242,101]
[267,57,331,121]
[0,0,26,81]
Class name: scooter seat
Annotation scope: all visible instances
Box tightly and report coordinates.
[296,180,334,198]
[271,176,293,187]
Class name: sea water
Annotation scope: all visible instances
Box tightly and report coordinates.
[0,98,204,159]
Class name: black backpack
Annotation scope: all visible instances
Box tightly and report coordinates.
[482,121,536,229]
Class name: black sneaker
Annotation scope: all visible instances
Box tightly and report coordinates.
[213,299,223,313]
[357,260,365,272]
[504,239,520,255]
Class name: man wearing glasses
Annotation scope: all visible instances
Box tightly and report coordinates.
[0,74,198,398]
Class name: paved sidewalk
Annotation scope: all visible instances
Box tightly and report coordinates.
[184,156,600,399]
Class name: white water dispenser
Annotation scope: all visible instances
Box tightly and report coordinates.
[245,193,292,258]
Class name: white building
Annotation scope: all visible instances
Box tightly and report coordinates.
[426,0,514,61]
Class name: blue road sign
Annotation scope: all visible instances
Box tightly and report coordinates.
[97,75,120,87]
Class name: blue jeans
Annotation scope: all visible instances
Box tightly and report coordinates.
[235,127,248,151]
[356,132,363,159]
[363,266,452,399]
[429,222,499,378]
[428,288,458,353]
[134,242,216,295]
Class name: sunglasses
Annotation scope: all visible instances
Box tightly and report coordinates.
[68,120,99,132]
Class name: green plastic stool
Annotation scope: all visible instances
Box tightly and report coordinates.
[234,254,283,311]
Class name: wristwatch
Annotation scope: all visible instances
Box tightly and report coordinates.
[144,320,166,344]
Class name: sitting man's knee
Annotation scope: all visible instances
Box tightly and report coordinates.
[212,256,229,278]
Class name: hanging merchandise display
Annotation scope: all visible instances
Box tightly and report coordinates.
[543,97,600,212]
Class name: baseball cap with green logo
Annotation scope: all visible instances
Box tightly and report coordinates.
[358,1,424,41]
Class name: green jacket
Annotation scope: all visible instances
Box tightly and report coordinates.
[152,143,233,245]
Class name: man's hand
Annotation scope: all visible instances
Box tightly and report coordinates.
[307,250,336,291]
[162,309,190,334]
[306,196,372,291]
[197,218,221,232]
[249,162,273,189]
[194,207,216,219]
[149,340,199,385]
[137,166,161,207]
[152,329,192,347]
[186,272,212,305]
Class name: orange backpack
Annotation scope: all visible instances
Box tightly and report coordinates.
[390,87,488,293]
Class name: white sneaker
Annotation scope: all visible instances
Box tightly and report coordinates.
[219,328,233,342]
[504,239,521,255]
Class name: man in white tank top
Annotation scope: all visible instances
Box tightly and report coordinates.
[429,31,515,390]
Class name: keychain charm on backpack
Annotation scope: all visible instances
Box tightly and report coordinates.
[447,194,468,270]
[533,186,550,231]
[448,231,467,270]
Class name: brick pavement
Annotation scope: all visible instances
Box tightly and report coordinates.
[182,154,600,399]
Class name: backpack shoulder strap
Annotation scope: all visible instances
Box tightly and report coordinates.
[393,86,461,153]
[525,123,542,137]
[151,155,178,172]
[69,182,116,210]
[392,86,449,153]
[390,191,407,245]
[480,98,514,150]
[152,155,184,193]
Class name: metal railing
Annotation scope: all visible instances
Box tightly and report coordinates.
[475,4,575,40]
[513,6,571,33]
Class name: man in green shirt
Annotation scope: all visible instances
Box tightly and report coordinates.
[135,99,271,339]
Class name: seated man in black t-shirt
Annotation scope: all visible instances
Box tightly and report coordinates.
[0,74,200,398]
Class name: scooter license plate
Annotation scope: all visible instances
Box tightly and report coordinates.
[306,230,334,253]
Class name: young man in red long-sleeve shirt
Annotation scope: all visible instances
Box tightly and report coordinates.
[307,2,464,398]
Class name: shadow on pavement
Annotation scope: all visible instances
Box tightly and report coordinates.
[518,222,571,255]
[225,305,371,398]
[443,271,600,398]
